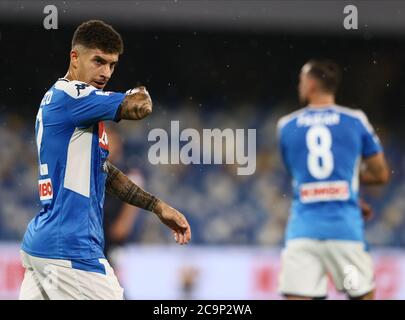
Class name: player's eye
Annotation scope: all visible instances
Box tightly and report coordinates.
[94,58,106,66]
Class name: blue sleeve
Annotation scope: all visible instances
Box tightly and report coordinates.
[68,90,125,127]
[358,112,383,158]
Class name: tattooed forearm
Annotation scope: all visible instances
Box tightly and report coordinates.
[105,161,159,212]
[118,87,152,120]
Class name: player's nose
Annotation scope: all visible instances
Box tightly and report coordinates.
[100,65,112,80]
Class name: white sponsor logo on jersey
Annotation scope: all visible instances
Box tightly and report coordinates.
[95,91,112,96]
[297,113,340,127]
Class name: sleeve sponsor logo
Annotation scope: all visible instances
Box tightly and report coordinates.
[74,83,90,96]
[54,80,96,99]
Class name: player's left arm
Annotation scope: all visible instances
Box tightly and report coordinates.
[104,160,191,245]
[357,111,390,185]
[358,153,389,221]
[359,197,374,221]
[360,152,390,185]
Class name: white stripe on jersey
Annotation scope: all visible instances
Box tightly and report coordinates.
[54,80,97,99]
[276,107,306,132]
[277,105,378,138]
[332,105,376,136]
[64,127,93,197]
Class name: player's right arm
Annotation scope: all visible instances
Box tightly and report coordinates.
[56,80,153,126]
[360,152,390,185]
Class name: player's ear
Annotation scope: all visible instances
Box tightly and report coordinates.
[70,49,79,69]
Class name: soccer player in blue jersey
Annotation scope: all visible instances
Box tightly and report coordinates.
[19,20,191,300]
[277,59,390,300]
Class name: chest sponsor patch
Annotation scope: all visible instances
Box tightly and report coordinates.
[300,180,350,203]
[39,178,53,201]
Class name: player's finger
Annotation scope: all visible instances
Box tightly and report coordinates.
[176,215,191,244]
[139,86,151,96]
[180,218,191,242]
[178,230,185,245]
[177,214,188,230]
[172,230,179,243]
[182,231,189,245]
[184,225,191,243]
[172,230,179,242]
[178,220,190,243]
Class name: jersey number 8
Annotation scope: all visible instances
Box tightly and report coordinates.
[306,125,334,179]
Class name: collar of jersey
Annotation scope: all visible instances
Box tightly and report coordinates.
[58,77,70,82]
[306,104,336,110]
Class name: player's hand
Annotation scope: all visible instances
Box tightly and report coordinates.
[121,86,153,120]
[126,86,150,98]
[359,198,374,221]
[153,201,191,245]
[126,86,152,107]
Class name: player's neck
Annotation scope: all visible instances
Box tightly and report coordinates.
[64,69,77,82]
[307,94,335,108]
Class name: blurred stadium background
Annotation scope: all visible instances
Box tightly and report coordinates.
[1,1,405,299]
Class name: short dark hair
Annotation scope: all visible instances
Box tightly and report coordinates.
[72,20,124,54]
[305,59,342,94]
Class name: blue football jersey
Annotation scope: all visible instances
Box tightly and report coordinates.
[277,105,383,242]
[22,78,126,260]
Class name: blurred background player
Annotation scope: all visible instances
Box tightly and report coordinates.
[19,20,191,300]
[277,59,390,300]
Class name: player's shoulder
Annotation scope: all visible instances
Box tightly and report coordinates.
[332,105,373,131]
[53,78,97,99]
[277,107,307,132]
[332,105,367,119]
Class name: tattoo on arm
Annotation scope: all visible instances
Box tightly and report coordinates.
[105,161,159,212]
[118,92,152,120]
